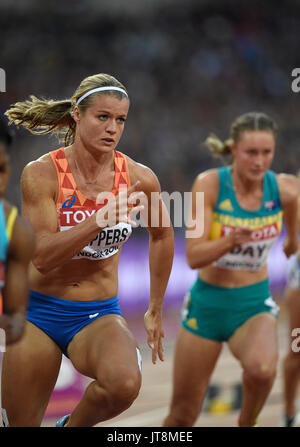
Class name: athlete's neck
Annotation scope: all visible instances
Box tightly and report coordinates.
[67,144,114,182]
[231,165,264,195]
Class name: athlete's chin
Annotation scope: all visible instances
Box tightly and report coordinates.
[246,170,266,181]
[90,143,116,153]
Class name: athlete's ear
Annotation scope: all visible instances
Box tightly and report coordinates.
[228,139,236,157]
[73,106,80,124]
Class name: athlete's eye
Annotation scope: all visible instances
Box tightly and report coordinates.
[246,150,256,156]
[263,149,272,156]
[117,117,126,124]
[98,114,108,121]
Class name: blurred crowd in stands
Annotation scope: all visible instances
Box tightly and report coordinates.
[0,0,299,208]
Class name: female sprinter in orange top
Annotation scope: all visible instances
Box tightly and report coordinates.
[164,112,299,427]
[2,73,174,427]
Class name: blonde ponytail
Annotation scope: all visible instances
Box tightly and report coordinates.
[5,95,75,145]
[204,133,232,158]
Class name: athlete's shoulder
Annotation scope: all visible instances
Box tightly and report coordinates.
[276,173,300,205]
[276,172,299,186]
[123,153,161,192]
[21,151,58,199]
[22,151,56,180]
[192,168,219,191]
[123,153,157,177]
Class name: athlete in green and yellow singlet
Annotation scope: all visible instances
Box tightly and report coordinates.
[164,112,299,428]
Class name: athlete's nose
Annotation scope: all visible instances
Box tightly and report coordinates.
[254,154,264,168]
[105,118,117,134]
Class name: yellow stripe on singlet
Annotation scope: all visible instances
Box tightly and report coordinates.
[6,206,18,241]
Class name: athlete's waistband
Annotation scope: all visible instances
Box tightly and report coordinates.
[29,289,119,310]
[197,276,270,291]
[191,276,271,308]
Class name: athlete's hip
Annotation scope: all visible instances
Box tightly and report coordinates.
[26,290,123,357]
[181,277,279,342]
[189,275,272,309]
[199,264,268,289]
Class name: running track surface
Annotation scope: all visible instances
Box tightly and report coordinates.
[1,301,297,427]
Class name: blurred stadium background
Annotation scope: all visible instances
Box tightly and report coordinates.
[0,0,299,426]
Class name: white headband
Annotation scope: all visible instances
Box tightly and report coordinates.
[76,86,129,106]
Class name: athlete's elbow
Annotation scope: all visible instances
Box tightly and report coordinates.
[186,250,210,269]
[33,262,49,275]
[186,253,200,270]
[32,254,53,275]
[188,261,199,270]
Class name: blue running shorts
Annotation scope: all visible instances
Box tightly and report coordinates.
[27,290,122,356]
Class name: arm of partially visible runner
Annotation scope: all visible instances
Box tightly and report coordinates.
[185,170,252,269]
[297,171,300,233]
[130,162,174,364]
[277,173,300,258]
[21,159,142,274]
[1,215,35,344]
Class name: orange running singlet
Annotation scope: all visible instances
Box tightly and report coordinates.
[50,147,132,261]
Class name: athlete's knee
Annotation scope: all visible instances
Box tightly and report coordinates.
[86,373,140,414]
[109,373,141,410]
[94,365,141,413]
[244,358,277,383]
